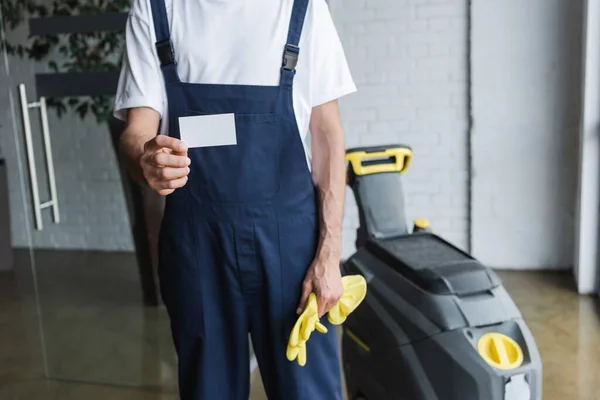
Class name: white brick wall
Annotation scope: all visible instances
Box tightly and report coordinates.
[330,0,470,259]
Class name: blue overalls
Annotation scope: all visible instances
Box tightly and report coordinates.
[149,0,343,398]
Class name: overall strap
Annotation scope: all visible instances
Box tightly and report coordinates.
[280,0,310,88]
[148,0,179,83]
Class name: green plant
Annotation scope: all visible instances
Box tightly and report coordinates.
[1,0,130,123]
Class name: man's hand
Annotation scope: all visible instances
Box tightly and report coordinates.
[140,135,190,195]
[296,99,346,318]
[297,246,344,318]
[118,106,191,195]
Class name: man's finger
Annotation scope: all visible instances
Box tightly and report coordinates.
[152,152,191,168]
[317,300,327,319]
[153,134,188,153]
[297,282,312,315]
[155,166,190,181]
[144,136,165,153]
[317,298,334,319]
[145,134,187,154]
[155,176,188,191]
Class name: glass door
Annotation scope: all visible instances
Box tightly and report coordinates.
[1,3,177,391]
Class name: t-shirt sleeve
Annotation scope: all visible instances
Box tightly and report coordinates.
[309,0,357,108]
[113,7,165,121]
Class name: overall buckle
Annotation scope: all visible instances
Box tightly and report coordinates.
[155,39,175,66]
[282,44,299,71]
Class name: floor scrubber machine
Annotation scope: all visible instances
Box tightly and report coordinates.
[341,145,543,400]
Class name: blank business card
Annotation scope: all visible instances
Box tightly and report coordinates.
[179,113,237,148]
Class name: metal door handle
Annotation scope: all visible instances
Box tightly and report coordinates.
[18,83,60,231]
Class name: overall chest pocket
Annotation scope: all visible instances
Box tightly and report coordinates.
[185,112,280,204]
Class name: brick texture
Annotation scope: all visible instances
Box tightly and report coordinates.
[330,0,470,259]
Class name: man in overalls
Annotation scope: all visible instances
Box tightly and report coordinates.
[114,0,355,398]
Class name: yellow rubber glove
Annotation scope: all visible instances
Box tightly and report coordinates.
[328,275,367,325]
[287,275,368,367]
[286,293,328,366]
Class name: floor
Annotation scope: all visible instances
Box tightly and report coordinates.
[0,249,599,400]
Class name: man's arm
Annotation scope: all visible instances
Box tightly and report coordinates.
[119,107,190,195]
[297,99,346,317]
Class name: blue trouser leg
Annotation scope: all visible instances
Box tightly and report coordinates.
[248,216,343,400]
[160,209,251,400]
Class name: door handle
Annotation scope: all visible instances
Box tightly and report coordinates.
[18,83,60,231]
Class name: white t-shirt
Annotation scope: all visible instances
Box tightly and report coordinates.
[114,0,356,154]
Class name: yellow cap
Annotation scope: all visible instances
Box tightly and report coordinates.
[413,218,430,229]
[477,333,524,370]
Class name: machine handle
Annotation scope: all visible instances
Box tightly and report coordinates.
[18,84,60,231]
[346,147,413,177]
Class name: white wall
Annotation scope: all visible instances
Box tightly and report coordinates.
[471,0,583,269]
[331,0,470,259]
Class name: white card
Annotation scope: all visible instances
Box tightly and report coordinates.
[179,113,237,148]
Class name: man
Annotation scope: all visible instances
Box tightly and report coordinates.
[114,0,355,398]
